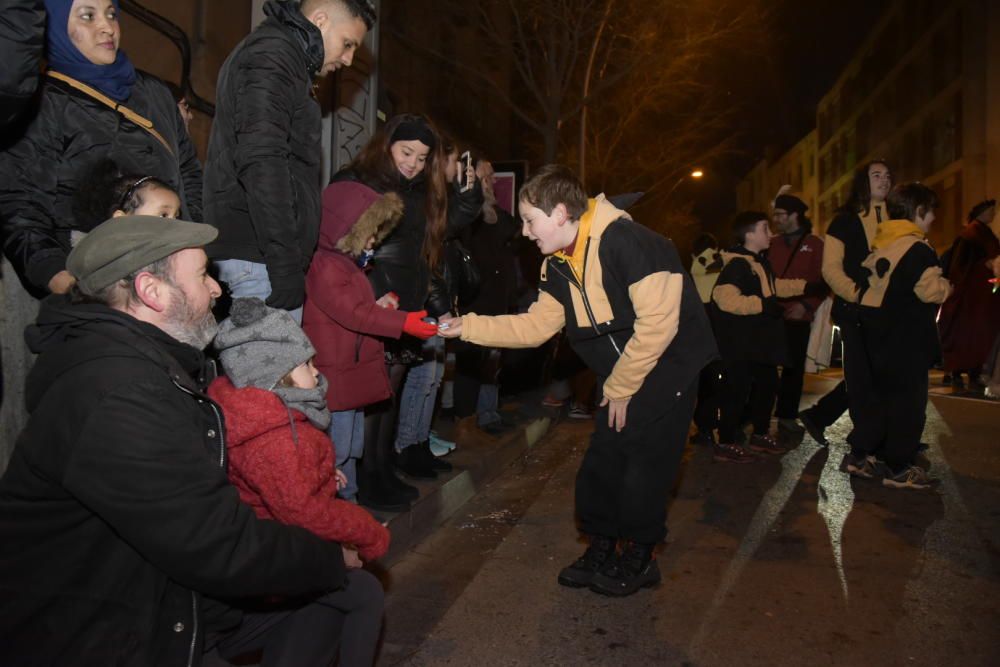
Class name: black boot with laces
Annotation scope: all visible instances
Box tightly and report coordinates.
[557,535,617,588]
[589,541,660,597]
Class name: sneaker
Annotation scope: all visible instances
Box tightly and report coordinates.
[689,430,716,446]
[589,542,661,597]
[541,395,566,408]
[841,453,881,479]
[713,442,757,463]
[747,433,788,455]
[557,535,617,588]
[568,404,592,419]
[777,417,805,433]
[395,444,438,480]
[882,465,940,490]
[798,409,829,446]
[429,432,456,457]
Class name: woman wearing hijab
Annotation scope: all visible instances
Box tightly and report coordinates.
[0,0,202,296]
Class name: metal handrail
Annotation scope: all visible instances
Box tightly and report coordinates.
[120,0,215,117]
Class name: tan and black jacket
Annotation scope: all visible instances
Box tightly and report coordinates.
[460,195,716,426]
[710,247,805,365]
[857,219,952,383]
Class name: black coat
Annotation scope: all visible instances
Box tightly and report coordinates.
[460,206,520,316]
[0,298,346,666]
[203,0,324,286]
[0,71,202,293]
[0,0,44,127]
[710,247,787,366]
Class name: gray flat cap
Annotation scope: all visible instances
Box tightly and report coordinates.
[68,215,218,293]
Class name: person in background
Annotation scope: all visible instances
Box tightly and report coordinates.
[0,0,202,296]
[767,192,827,432]
[798,160,892,446]
[689,232,724,445]
[937,198,1000,394]
[0,0,45,126]
[163,80,194,133]
[205,0,374,320]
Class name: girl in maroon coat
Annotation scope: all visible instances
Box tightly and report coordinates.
[302,181,438,505]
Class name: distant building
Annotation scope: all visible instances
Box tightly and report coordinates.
[736,130,818,223]
[738,0,1000,248]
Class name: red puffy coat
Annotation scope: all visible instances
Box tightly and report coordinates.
[207,376,390,561]
[303,181,407,410]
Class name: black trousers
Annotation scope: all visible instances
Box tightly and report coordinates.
[850,369,928,472]
[775,320,812,419]
[362,362,408,477]
[693,359,724,434]
[575,378,697,544]
[839,320,877,454]
[210,569,384,667]
[806,379,848,428]
[718,360,778,444]
[453,341,500,419]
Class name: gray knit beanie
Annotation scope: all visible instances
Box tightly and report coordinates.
[214,298,316,389]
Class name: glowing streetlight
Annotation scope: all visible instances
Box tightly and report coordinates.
[691,169,704,179]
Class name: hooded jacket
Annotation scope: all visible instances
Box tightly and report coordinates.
[0,71,202,293]
[302,181,407,411]
[0,0,44,126]
[0,297,345,666]
[459,195,716,427]
[710,246,806,365]
[858,219,952,384]
[203,0,324,285]
[207,376,390,561]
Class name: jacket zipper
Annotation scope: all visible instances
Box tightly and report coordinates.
[171,378,222,666]
[550,242,622,357]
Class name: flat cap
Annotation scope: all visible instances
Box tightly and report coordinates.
[68,215,218,293]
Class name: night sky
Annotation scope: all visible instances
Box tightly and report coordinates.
[694,0,893,233]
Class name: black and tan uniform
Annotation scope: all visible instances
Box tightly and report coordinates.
[710,247,804,444]
[850,219,951,472]
[459,194,716,543]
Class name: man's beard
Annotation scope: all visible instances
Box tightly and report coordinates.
[160,285,219,350]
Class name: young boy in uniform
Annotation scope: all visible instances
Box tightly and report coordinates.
[850,183,951,488]
[439,165,716,596]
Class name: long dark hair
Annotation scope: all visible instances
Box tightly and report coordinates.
[840,159,891,217]
[349,114,448,268]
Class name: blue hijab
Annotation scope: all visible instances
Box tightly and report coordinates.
[44,0,137,102]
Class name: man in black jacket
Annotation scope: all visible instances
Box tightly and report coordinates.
[205,0,375,321]
[0,216,363,666]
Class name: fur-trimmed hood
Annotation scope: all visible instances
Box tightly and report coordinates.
[318,181,404,257]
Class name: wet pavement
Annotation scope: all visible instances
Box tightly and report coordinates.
[379,374,1000,666]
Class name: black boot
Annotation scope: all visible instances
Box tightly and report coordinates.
[589,541,660,596]
[418,439,452,472]
[382,468,419,501]
[396,443,438,479]
[357,472,411,513]
[557,535,617,588]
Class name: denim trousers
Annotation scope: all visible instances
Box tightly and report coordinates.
[215,259,302,324]
[328,409,364,502]
[395,337,445,451]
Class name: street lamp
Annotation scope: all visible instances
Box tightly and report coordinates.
[665,169,706,198]
[691,169,704,179]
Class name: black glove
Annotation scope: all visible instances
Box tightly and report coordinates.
[265,271,305,311]
[803,281,828,298]
[762,297,783,318]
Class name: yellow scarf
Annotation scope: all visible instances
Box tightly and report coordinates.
[553,198,597,278]
[871,218,924,250]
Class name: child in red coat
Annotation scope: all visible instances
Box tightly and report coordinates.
[210,297,389,664]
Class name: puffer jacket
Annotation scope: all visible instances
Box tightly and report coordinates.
[203,0,323,286]
[0,71,202,293]
[0,0,44,126]
[0,297,345,667]
[208,376,390,561]
[302,181,408,410]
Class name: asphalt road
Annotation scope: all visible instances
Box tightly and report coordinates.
[380,375,1000,666]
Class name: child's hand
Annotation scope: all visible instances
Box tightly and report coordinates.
[600,395,631,432]
[438,315,462,338]
[335,468,348,490]
[376,292,400,310]
[342,545,362,569]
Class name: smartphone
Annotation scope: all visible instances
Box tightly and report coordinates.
[459,150,473,193]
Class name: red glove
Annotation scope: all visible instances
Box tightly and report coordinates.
[403,310,438,339]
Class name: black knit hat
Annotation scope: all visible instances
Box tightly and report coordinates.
[968,198,996,222]
[773,193,808,216]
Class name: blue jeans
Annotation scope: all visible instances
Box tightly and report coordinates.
[215,259,302,324]
[329,409,364,501]
[396,337,445,451]
[477,383,502,427]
